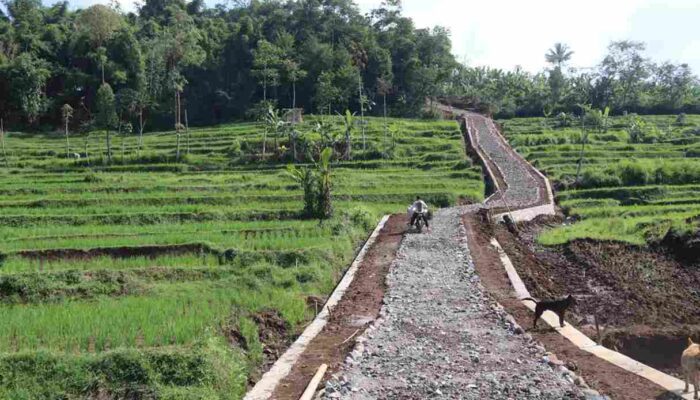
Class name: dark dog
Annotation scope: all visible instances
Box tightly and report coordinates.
[522,295,574,328]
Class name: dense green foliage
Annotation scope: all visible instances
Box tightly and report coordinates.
[0,0,457,130]
[500,114,700,244]
[449,41,700,118]
[2,0,696,132]
[0,116,482,398]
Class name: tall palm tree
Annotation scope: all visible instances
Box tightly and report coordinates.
[545,43,574,68]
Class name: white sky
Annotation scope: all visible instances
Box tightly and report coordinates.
[37,0,700,74]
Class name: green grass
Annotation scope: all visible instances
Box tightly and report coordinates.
[0,116,483,398]
[499,114,700,244]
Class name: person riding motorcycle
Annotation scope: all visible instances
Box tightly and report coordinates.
[407,196,429,230]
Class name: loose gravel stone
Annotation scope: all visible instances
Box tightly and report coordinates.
[469,115,543,210]
[324,207,583,399]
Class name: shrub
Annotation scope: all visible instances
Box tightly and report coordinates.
[425,193,455,208]
[555,112,575,128]
[676,113,688,126]
[580,170,622,188]
[421,153,459,162]
[686,147,700,158]
[226,141,243,158]
[420,107,442,120]
[451,160,472,170]
[83,172,102,183]
[594,133,623,142]
[346,206,374,231]
[582,108,606,132]
[617,161,649,186]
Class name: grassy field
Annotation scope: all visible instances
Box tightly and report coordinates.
[499,114,700,245]
[0,116,482,399]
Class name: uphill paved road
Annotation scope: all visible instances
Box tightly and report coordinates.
[467,114,544,210]
[323,207,583,399]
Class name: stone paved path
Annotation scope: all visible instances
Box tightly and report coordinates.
[323,207,582,400]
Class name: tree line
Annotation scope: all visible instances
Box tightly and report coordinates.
[0,0,698,134]
[0,0,456,132]
[448,41,700,118]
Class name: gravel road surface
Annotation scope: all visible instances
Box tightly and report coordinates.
[469,114,543,210]
[323,207,583,399]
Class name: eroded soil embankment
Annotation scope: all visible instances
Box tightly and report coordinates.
[495,215,700,328]
[462,211,675,400]
[489,213,700,379]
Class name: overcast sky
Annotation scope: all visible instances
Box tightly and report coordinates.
[38,0,700,74]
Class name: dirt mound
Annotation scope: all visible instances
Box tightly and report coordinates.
[655,228,700,263]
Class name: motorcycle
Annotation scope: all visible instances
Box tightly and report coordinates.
[413,212,427,233]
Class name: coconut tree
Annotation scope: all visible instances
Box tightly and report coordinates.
[351,42,368,152]
[96,83,117,163]
[377,76,392,150]
[0,118,7,167]
[545,43,574,68]
[283,59,307,110]
[61,104,73,158]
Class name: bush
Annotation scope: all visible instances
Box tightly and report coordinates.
[421,153,460,162]
[226,141,243,158]
[580,170,622,188]
[594,133,623,142]
[686,147,700,158]
[676,113,688,126]
[425,193,455,208]
[617,161,649,186]
[582,109,606,132]
[420,107,442,120]
[555,112,575,128]
[83,172,102,183]
[346,206,374,231]
[451,160,472,170]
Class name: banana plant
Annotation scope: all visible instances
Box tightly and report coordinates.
[264,106,286,160]
[336,110,355,160]
[315,147,333,219]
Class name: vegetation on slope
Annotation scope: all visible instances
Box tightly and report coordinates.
[0,116,482,398]
[500,113,700,245]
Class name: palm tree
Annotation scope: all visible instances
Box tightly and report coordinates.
[545,43,574,68]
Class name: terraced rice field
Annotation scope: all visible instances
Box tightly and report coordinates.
[0,117,483,399]
[499,114,700,244]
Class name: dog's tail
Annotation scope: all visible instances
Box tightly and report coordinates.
[521,297,538,304]
[689,337,696,346]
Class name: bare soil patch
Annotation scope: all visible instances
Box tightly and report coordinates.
[492,215,700,380]
[268,214,405,399]
[462,211,677,400]
[496,215,700,327]
[229,309,293,386]
[15,243,212,261]
[601,326,700,377]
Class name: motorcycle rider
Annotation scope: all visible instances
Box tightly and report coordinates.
[408,196,429,229]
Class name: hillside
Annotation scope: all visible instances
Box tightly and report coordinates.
[499,114,700,245]
[0,116,483,399]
